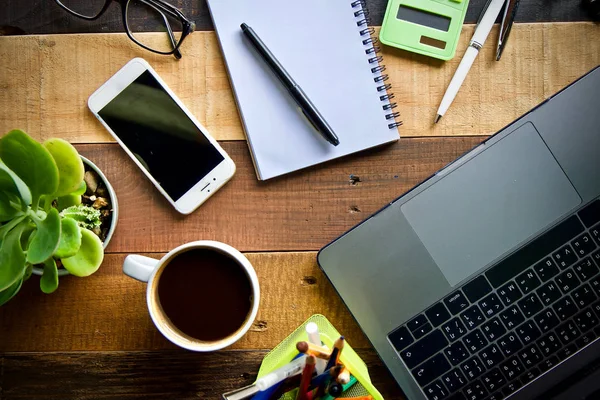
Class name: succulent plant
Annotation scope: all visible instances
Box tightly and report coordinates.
[0,129,105,306]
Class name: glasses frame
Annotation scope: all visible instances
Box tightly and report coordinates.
[54,0,195,59]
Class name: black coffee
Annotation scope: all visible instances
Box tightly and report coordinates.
[157,248,253,341]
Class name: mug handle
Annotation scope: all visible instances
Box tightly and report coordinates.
[123,254,159,282]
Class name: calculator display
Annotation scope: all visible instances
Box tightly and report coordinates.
[396,5,451,32]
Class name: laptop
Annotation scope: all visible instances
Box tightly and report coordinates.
[318,66,600,400]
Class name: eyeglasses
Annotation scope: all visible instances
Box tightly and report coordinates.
[54,0,195,59]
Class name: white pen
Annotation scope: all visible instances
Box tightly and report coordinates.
[435,0,506,123]
[255,355,307,391]
[306,322,327,374]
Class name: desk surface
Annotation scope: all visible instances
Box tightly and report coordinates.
[0,1,598,399]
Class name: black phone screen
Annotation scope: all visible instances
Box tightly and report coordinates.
[98,70,225,201]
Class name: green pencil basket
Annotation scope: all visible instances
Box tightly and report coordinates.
[256,314,384,400]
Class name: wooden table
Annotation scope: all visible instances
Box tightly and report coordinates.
[0,1,598,398]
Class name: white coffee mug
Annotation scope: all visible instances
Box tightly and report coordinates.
[123,240,260,351]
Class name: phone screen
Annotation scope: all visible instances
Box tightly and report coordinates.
[98,70,225,201]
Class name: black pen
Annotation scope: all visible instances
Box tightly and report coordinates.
[240,23,339,146]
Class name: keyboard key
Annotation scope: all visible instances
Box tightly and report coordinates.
[481,318,506,342]
[448,393,467,400]
[593,250,600,267]
[515,321,541,345]
[534,309,560,333]
[424,380,449,400]
[442,368,468,392]
[574,308,599,332]
[460,305,486,330]
[478,293,504,318]
[481,368,506,394]
[497,281,523,306]
[413,321,433,339]
[591,277,600,296]
[400,330,448,368]
[575,330,597,348]
[502,378,524,396]
[534,257,560,282]
[412,353,452,386]
[463,329,488,354]
[579,200,600,228]
[389,326,414,352]
[537,332,562,357]
[574,257,599,281]
[592,300,600,318]
[442,318,468,342]
[557,343,578,361]
[553,296,579,321]
[445,291,470,315]
[461,356,486,380]
[487,392,502,400]
[408,315,428,333]
[592,224,600,245]
[536,281,562,306]
[463,276,492,303]
[522,367,540,384]
[498,332,523,356]
[517,344,542,368]
[445,341,470,366]
[500,356,524,380]
[556,321,580,345]
[572,233,597,257]
[479,344,504,369]
[499,305,525,330]
[539,355,559,372]
[426,303,451,327]
[553,245,578,270]
[516,269,541,294]
[485,215,584,288]
[518,293,544,317]
[572,283,597,308]
[555,268,581,293]
[462,380,488,400]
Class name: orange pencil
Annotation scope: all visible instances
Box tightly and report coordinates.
[324,336,345,370]
[296,341,332,360]
[296,355,316,400]
[336,367,350,384]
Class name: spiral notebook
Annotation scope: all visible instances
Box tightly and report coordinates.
[207,0,401,180]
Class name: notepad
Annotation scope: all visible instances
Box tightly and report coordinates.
[207,0,401,180]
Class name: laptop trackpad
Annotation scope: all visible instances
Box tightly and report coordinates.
[401,122,581,287]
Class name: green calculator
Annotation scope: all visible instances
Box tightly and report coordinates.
[379,0,470,60]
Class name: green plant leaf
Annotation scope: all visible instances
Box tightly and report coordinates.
[59,204,101,230]
[54,217,82,259]
[0,160,31,205]
[40,257,59,294]
[0,277,23,306]
[0,130,59,205]
[62,227,104,277]
[27,208,61,265]
[0,222,26,292]
[56,194,82,211]
[43,138,84,197]
[0,192,23,222]
[71,181,87,196]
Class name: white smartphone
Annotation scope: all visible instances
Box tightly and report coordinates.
[88,58,235,215]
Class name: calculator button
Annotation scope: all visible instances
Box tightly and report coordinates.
[400,330,448,368]
[445,291,470,315]
[553,245,578,269]
[534,257,560,282]
[426,302,451,327]
[571,233,597,257]
[516,268,541,294]
[412,353,451,386]
[497,281,523,306]
[478,293,504,318]
[462,276,492,303]
[445,341,470,365]
[442,318,468,342]
[388,326,413,352]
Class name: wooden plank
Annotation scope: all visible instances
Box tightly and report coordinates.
[1,24,598,142]
[0,0,590,35]
[0,252,370,352]
[0,350,404,399]
[71,138,480,253]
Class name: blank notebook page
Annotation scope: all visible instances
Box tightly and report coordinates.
[207,0,400,180]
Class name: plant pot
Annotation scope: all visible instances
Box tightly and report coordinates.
[32,156,118,276]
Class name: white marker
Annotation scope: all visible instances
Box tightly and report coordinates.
[255,355,306,391]
[306,322,327,374]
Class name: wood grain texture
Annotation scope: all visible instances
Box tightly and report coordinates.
[1,24,598,143]
[0,252,369,352]
[0,0,590,35]
[71,138,480,253]
[0,350,404,399]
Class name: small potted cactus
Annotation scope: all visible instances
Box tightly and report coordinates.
[0,130,118,306]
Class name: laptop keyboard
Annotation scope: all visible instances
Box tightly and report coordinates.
[388,199,600,400]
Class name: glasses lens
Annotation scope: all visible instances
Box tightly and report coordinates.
[57,0,106,18]
[126,0,184,54]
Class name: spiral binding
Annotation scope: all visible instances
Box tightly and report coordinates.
[351,0,402,129]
